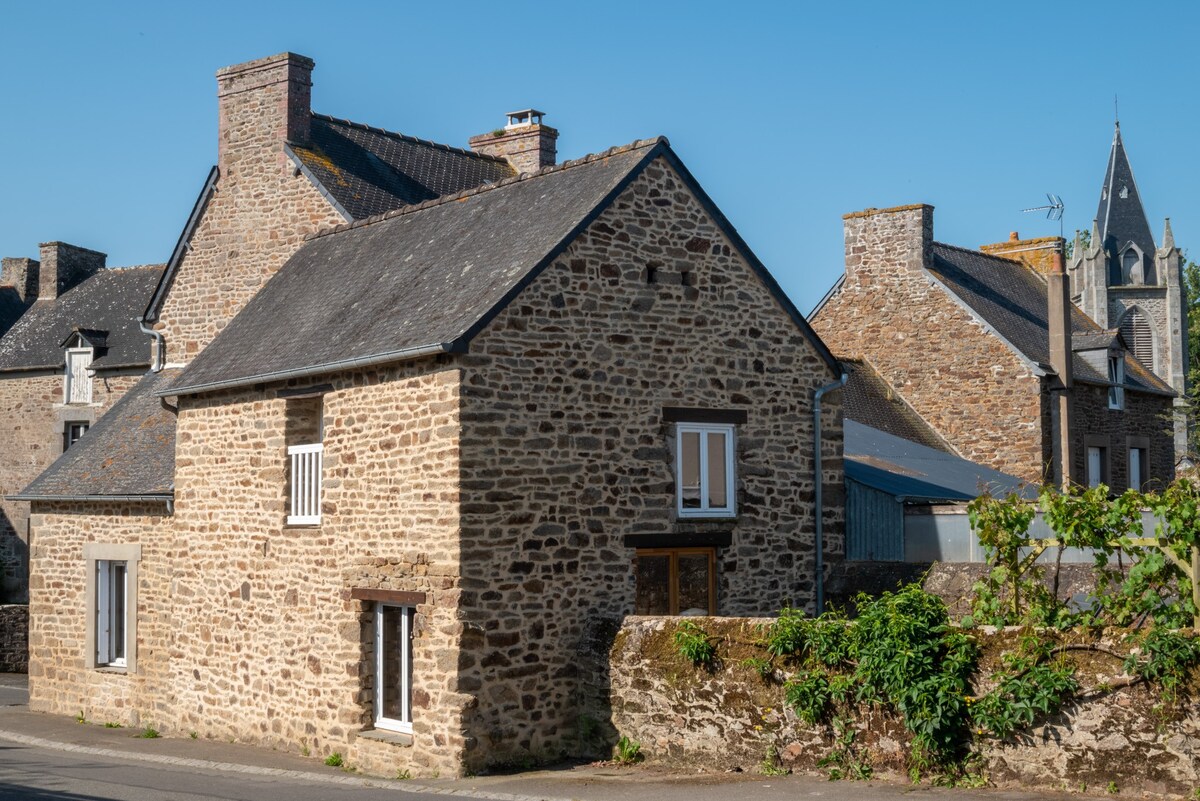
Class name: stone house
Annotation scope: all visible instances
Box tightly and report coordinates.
[19,51,844,778]
[811,203,1175,491]
[0,246,163,602]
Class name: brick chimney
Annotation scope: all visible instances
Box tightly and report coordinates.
[841,204,934,285]
[0,257,39,303]
[980,231,1065,273]
[216,52,314,176]
[469,110,557,174]
[1046,246,1074,488]
[36,242,106,300]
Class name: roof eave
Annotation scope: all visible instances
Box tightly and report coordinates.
[160,342,455,398]
[8,492,173,503]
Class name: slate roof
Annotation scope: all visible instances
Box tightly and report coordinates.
[845,419,1031,503]
[0,288,26,337]
[289,115,517,221]
[0,265,164,372]
[927,244,1172,395]
[840,359,952,453]
[167,137,839,397]
[12,369,179,500]
[1097,123,1156,266]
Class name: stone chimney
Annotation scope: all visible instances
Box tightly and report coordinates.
[0,257,39,303]
[36,242,106,300]
[841,204,934,285]
[469,110,558,174]
[980,231,1065,273]
[216,52,314,176]
[1046,246,1074,488]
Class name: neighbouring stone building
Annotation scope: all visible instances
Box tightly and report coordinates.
[811,202,1174,490]
[20,51,844,779]
[0,245,162,603]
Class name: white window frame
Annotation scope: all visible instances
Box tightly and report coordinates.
[1108,355,1125,410]
[287,443,324,525]
[1087,446,1106,488]
[64,421,89,450]
[373,603,414,734]
[64,346,94,405]
[675,422,736,519]
[1128,447,1143,491]
[83,543,140,672]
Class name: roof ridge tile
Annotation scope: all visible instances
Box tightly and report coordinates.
[304,136,668,242]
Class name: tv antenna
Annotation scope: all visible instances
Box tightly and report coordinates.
[1022,193,1064,239]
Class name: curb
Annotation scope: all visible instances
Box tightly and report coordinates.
[0,728,566,801]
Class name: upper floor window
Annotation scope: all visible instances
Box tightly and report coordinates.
[64,421,89,451]
[286,394,324,525]
[1108,356,1125,410]
[64,346,93,405]
[676,422,736,518]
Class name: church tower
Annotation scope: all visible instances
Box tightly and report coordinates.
[1070,122,1189,462]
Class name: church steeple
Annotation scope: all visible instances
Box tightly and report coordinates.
[1096,122,1157,285]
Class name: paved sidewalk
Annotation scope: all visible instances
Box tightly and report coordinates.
[0,674,1095,801]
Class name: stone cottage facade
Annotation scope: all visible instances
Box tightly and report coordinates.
[811,203,1174,490]
[0,245,162,602]
[21,52,844,778]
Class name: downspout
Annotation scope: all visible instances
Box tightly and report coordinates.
[813,373,847,615]
[138,316,165,373]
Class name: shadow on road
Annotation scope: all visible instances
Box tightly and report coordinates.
[0,781,109,801]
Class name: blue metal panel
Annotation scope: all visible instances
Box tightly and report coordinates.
[846,479,904,561]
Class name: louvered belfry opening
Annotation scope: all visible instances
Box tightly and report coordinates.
[1119,308,1155,369]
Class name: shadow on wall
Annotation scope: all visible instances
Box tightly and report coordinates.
[0,509,28,604]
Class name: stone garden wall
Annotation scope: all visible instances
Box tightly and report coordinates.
[610,616,1200,797]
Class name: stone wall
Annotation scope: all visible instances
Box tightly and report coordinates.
[168,362,464,776]
[456,155,844,771]
[0,605,28,672]
[26,502,171,719]
[0,371,142,603]
[156,54,344,363]
[811,205,1046,482]
[1070,381,1174,489]
[610,616,1200,797]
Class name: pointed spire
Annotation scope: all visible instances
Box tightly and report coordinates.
[1095,121,1156,258]
[1163,217,1175,250]
[1089,219,1102,255]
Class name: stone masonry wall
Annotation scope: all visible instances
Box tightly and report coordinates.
[456,155,843,771]
[0,371,142,603]
[811,206,1046,482]
[156,55,343,363]
[611,616,1200,797]
[165,362,463,777]
[26,503,171,721]
[0,605,28,672]
[1071,382,1174,490]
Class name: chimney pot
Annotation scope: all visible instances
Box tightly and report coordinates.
[1010,231,1020,241]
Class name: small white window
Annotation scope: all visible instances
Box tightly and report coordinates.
[1108,356,1125,410]
[64,422,89,450]
[374,604,414,734]
[1087,446,1106,488]
[1129,447,1145,491]
[64,347,93,405]
[676,423,736,518]
[287,398,324,525]
[95,560,127,667]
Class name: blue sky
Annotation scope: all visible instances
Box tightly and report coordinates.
[2,1,1196,314]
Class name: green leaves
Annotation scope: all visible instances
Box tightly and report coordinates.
[673,620,716,666]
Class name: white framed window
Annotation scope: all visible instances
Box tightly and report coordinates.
[1107,355,1125,410]
[83,543,140,672]
[64,347,93,405]
[1087,445,1107,488]
[64,421,89,451]
[287,443,323,524]
[675,423,736,518]
[373,604,414,734]
[1128,447,1143,491]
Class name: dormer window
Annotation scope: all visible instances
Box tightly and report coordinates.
[63,335,93,405]
[1108,354,1125,410]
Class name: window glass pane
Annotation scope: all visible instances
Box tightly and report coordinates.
[706,432,728,509]
[635,555,671,615]
[111,563,126,661]
[677,553,712,615]
[1129,449,1142,490]
[679,432,701,508]
[379,606,408,722]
